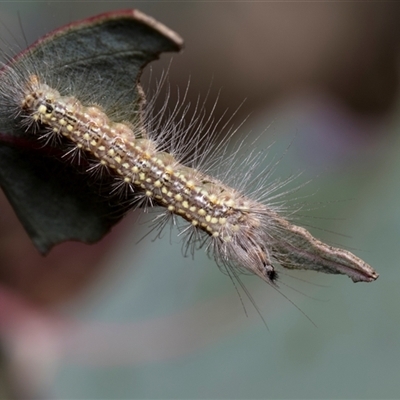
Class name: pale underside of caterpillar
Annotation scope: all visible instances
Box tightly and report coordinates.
[0,10,378,291]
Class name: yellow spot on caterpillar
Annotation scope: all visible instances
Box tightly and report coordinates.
[90,140,97,146]
[205,215,211,222]
[198,209,206,216]
[211,217,218,224]
[145,190,153,197]
[107,149,115,156]
[67,125,73,132]
[209,194,217,203]
[38,105,47,114]
[186,180,195,189]
[83,133,90,140]
[189,206,196,212]
[225,199,235,207]
[99,145,106,151]
[192,220,199,226]
[182,201,189,208]
[212,232,219,237]
[168,205,175,212]
[124,177,131,183]
[132,166,139,173]
[175,193,183,202]
[154,180,162,188]
[161,187,168,194]
[139,173,145,181]
[219,217,227,225]
[114,155,122,164]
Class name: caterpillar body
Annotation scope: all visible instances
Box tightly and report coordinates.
[20,74,377,285]
[0,10,378,293]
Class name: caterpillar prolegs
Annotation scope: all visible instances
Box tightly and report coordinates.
[0,10,378,296]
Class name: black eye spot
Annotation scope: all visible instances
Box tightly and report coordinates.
[46,104,53,113]
[267,269,278,282]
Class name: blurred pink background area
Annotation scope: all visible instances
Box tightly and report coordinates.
[0,2,399,399]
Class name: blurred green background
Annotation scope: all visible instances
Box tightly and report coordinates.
[0,1,399,399]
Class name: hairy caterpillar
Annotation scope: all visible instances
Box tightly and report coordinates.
[0,10,378,294]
